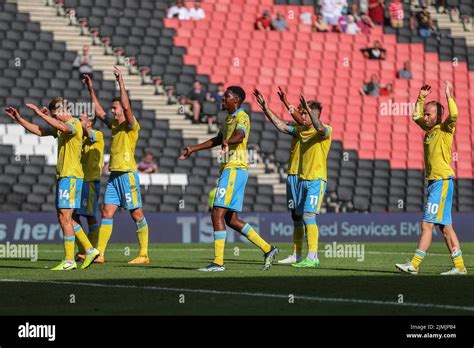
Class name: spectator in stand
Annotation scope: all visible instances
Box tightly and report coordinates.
[414,6,436,37]
[360,74,381,96]
[255,10,272,31]
[312,14,330,32]
[207,83,225,104]
[368,0,385,25]
[167,0,190,20]
[272,12,288,31]
[189,0,205,21]
[436,0,446,13]
[320,0,348,26]
[73,45,94,80]
[358,11,376,34]
[380,83,394,97]
[346,15,361,34]
[361,40,387,60]
[180,81,207,124]
[138,151,159,173]
[336,6,350,32]
[389,0,404,28]
[398,61,413,80]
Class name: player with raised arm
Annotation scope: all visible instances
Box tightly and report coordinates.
[73,112,105,261]
[84,69,150,264]
[179,86,279,271]
[291,95,332,267]
[396,81,467,275]
[4,99,99,270]
[253,87,306,264]
[255,89,332,268]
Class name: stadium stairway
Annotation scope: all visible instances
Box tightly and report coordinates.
[1,0,289,213]
[419,2,474,47]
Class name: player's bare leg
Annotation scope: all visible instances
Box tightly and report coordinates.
[128,207,150,264]
[96,203,119,262]
[439,225,466,275]
[225,211,278,270]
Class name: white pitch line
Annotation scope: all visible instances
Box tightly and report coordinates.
[35,248,462,257]
[1,278,473,312]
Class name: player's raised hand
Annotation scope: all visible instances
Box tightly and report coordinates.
[41,107,49,115]
[253,88,267,110]
[82,74,93,89]
[26,103,42,114]
[113,66,122,81]
[299,95,311,113]
[419,84,432,98]
[445,80,454,98]
[277,86,289,105]
[179,146,193,160]
[5,107,21,122]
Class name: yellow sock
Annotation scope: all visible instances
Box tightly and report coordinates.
[213,230,226,266]
[97,218,113,257]
[136,218,149,256]
[303,214,319,260]
[64,235,75,261]
[75,239,86,255]
[88,223,100,248]
[452,250,465,270]
[293,221,304,256]
[411,249,426,269]
[242,223,271,254]
[74,224,92,252]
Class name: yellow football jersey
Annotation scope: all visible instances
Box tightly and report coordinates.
[413,96,457,180]
[81,129,105,182]
[296,125,332,181]
[288,125,302,175]
[108,117,140,172]
[220,108,250,171]
[50,117,84,179]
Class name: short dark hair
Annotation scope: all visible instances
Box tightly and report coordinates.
[426,101,444,120]
[48,97,64,113]
[307,100,323,112]
[112,97,121,103]
[227,86,246,105]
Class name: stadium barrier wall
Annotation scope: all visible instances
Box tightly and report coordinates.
[0,213,473,243]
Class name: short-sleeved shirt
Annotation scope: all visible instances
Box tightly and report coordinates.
[291,125,332,181]
[368,0,385,23]
[220,108,250,171]
[107,116,140,172]
[50,117,84,179]
[256,16,272,29]
[81,129,104,182]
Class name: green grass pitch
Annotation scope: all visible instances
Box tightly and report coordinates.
[0,242,473,315]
